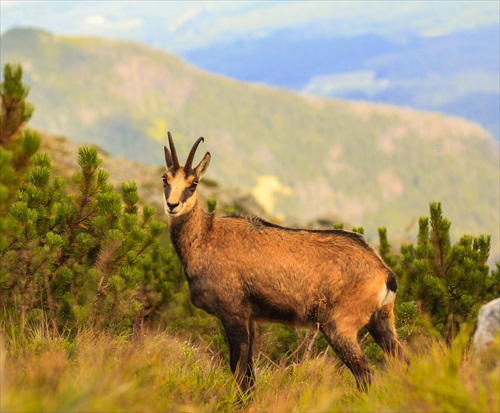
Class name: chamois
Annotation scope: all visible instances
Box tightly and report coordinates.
[162,132,404,393]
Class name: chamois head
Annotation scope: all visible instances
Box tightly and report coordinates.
[163,131,211,217]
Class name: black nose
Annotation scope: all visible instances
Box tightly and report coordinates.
[167,202,179,210]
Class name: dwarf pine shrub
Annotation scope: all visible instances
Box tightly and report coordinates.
[0,63,180,335]
[0,146,177,334]
[379,202,499,343]
[0,64,41,250]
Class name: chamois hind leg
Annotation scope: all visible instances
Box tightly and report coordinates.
[321,323,372,390]
[247,320,255,383]
[222,318,255,395]
[367,302,406,361]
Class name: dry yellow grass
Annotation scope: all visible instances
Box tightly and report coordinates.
[1,321,498,413]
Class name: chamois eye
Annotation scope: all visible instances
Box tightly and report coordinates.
[162,174,168,188]
[191,181,199,189]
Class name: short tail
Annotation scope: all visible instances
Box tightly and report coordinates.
[378,270,398,308]
[386,270,398,293]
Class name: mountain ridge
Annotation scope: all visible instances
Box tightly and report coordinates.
[1,28,498,257]
[181,26,500,140]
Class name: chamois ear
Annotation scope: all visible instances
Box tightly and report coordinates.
[194,152,211,180]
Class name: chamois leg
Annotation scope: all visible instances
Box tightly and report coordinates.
[321,324,372,390]
[223,319,255,394]
[247,320,255,383]
[367,302,406,361]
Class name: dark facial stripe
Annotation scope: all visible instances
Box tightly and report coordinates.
[180,185,196,203]
[162,173,171,201]
[163,185,171,201]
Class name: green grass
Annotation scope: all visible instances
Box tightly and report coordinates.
[2,321,498,412]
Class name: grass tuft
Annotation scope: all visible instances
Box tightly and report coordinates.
[1,324,498,412]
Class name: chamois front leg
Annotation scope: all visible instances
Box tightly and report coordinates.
[222,318,255,395]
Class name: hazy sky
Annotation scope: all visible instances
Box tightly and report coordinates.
[2,1,498,51]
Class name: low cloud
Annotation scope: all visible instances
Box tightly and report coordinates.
[84,15,143,30]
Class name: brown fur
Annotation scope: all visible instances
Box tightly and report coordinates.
[163,133,405,393]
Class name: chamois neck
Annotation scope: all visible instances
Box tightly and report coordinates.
[168,197,212,262]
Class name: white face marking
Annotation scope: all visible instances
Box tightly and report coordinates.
[163,168,197,218]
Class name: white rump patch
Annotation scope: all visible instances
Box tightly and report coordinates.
[378,283,396,308]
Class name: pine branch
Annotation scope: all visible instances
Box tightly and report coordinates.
[95,239,121,296]
[43,272,59,333]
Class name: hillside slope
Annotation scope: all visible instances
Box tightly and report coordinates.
[182,26,500,140]
[1,28,498,255]
[39,133,264,222]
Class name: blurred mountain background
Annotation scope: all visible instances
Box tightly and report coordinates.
[1,1,498,259]
[2,1,499,138]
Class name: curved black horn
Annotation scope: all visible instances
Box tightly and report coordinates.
[164,145,173,168]
[168,131,180,169]
[185,137,204,171]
